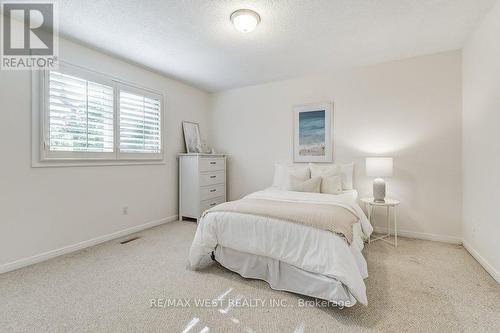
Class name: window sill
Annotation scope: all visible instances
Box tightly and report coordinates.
[31,159,167,168]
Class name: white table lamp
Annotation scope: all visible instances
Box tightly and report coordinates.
[366,157,393,202]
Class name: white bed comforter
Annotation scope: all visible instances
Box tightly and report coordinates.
[189,189,373,305]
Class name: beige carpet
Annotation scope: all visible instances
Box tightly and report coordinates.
[0,221,498,332]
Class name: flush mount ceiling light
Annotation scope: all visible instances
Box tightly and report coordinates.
[230,9,261,33]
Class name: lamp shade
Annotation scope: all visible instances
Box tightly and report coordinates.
[366,157,393,177]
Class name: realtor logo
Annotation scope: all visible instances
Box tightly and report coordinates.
[1,1,58,69]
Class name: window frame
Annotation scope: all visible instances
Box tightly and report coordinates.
[32,61,165,167]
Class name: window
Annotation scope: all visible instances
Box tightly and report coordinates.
[37,62,164,164]
[48,71,114,154]
[119,87,162,158]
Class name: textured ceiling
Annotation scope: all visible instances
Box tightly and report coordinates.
[56,0,497,91]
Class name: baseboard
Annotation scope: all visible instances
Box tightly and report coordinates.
[463,241,500,284]
[373,226,462,244]
[0,215,178,274]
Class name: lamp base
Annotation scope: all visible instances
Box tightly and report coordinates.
[373,178,386,202]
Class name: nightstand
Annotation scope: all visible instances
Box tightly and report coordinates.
[361,198,400,247]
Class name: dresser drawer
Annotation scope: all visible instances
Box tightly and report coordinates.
[200,196,225,216]
[199,171,225,187]
[199,157,225,172]
[200,184,225,201]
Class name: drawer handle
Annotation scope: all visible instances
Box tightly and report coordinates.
[209,203,217,207]
[210,162,216,165]
[210,189,216,192]
[210,176,216,178]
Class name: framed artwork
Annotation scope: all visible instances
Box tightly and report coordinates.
[182,121,202,153]
[293,102,333,163]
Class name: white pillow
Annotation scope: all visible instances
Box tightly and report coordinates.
[285,175,321,193]
[308,162,354,190]
[339,163,354,190]
[271,163,286,187]
[272,163,310,189]
[309,163,338,176]
[309,163,342,194]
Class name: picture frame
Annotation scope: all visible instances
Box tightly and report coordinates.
[293,102,333,163]
[182,121,202,153]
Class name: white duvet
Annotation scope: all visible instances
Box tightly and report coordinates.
[189,189,373,305]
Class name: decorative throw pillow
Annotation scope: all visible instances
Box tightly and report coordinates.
[272,163,310,189]
[309,163,342,194]
[285,175,321,193]
[321,174,343,194]
[309,162,354,190]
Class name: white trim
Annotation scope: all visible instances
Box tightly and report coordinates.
[31,159,166,168]
[0,215,178,274]
[372,226,462,244]
[463,241,500,284]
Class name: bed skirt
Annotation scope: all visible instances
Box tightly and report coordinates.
[214,245,357,307]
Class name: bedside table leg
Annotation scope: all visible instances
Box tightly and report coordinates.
[367,204,371,243]
[394,206,398,247]
[386,206,390,238]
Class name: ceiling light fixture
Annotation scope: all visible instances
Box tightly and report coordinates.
[230,9,261,33]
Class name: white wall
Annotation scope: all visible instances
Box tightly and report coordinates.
[210,51,463,242]
[462,0,500,282]
[0,39,210,269]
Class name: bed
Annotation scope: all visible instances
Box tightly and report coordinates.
[188,187,373,307]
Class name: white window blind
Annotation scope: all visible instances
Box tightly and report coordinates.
[48,71,114,152]
[37,62,165,165]
[119,90,162,154]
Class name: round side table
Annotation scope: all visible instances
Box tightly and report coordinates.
[361,198,400,247]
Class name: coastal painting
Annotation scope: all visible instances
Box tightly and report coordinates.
[299,110,325,156]
[293,102,333,162]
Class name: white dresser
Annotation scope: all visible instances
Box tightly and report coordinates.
[179,153,227,221]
